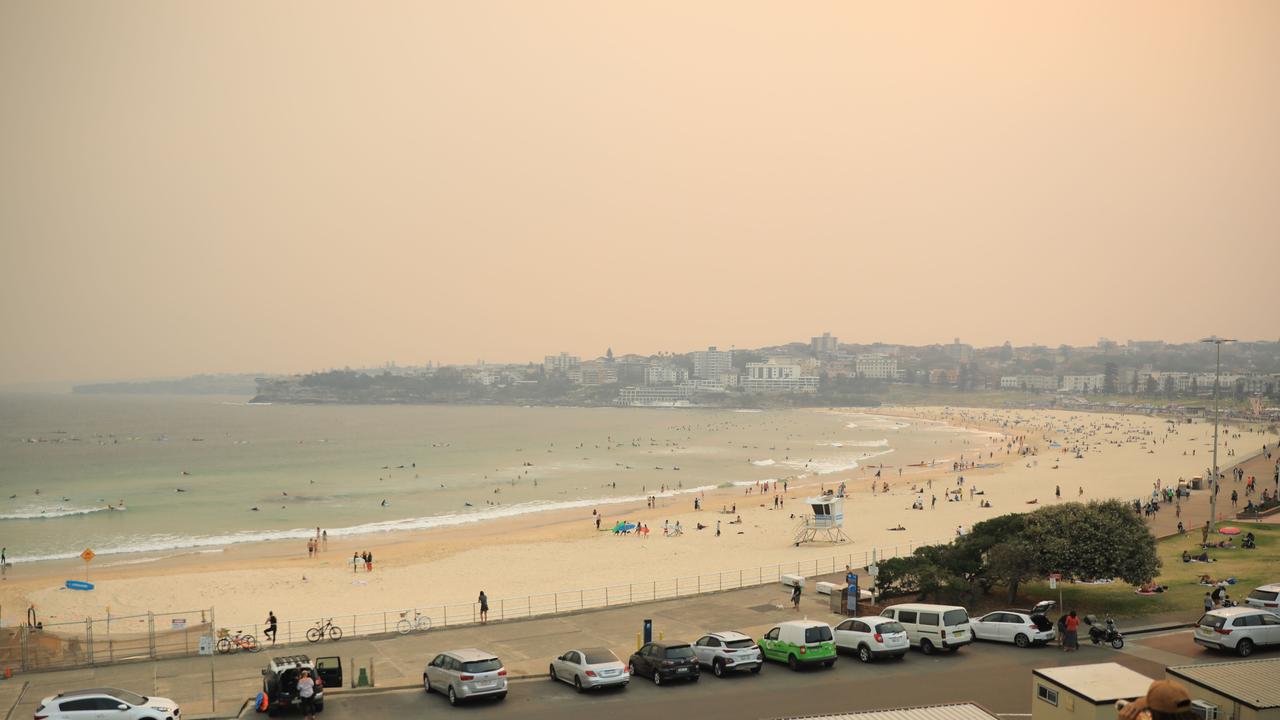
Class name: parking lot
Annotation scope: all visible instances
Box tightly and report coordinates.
[310,639,1174,720]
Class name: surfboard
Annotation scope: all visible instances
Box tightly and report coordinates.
[65,580,94,591]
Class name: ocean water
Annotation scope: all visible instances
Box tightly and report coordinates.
[0,395,988,563]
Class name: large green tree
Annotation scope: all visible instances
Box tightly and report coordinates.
[1021,500,1161,585]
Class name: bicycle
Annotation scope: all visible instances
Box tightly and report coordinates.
[396,610,431,635]
[215,628,260,654]
[306,617,344,642]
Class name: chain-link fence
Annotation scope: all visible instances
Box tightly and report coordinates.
[2,534,948,671]
[1,609,213,672]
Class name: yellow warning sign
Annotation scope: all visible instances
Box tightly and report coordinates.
[81,548,95,562]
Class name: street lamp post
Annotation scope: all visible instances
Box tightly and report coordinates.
[1200,336,1235,535]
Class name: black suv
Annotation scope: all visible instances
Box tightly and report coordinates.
[628,642,700,685]
[261,655,342,716]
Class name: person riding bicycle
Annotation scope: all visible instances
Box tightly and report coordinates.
[265,611,278,645]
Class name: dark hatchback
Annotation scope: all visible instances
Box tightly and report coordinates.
[628,642,701,685]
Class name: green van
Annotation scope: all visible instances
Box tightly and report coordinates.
[759,620,837,670]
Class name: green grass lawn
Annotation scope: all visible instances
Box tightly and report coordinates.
[1011,522,1278,621]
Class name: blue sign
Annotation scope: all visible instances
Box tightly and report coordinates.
[846,573,859,611]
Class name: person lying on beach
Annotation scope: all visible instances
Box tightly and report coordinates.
[888,524,907,531]
[1026,499,1038,504]
[729,515,743,524]
[696,523,707,530]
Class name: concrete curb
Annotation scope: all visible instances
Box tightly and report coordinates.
[1124,622,1194,635]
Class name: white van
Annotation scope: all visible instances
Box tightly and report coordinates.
[879,603,972,654]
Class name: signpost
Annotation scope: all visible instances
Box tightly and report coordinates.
[1049,573,1063,611]
[80,548,95,582]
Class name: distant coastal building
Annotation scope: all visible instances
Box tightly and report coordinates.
[617,384,694,406]
[741,361,819,393]
[947,338,974,363]
[854,354,899,380]
[1061,374,1106,393]
[543,352,581,374]
[645,365,688,385]
[811,332,839,356]
[692,346,733,380]
[1000,375,1059,392]
[578,360,617,386]
[930,368,960,385]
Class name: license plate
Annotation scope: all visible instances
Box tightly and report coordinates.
[676,667,688,673]
[954,630,966,636]
[475,682,496,689]
[1198,627,1211,635]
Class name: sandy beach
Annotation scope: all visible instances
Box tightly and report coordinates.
[2,406,1275,634]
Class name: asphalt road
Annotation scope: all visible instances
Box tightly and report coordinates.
[311,640,1170,720]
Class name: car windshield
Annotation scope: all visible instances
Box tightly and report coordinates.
[725,639,756,649]
[805,626,833,643]
[876,622,905,634]
[1248,589,1278,602]
[110,690,148,706]
[943,610,969,626]
[583,650,617,664]
[461,659,502,673]
[664,646,694,659]
[1198,614,1226,629]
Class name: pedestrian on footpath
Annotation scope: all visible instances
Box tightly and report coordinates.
[297,670,317,720]
[264,611,278,645]
[479,590,489,624]
[1063,611,1080,652]
[791,583,802,611]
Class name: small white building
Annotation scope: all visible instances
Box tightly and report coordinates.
[1032,663,1154,720]
[645,365,688,385]
[741,362,819,393]
[773,703,1000,720]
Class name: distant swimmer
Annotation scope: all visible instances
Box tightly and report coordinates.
[464,502,473,507]
[282,491,288,496]
[175,488,186,493]
[7,494,15,499]
[181,471,191,476]
[380,499,388,507]
[250,507,259,511]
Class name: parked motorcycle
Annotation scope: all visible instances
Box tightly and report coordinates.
[1084,614,1124,649]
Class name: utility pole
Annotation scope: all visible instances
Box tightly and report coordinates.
[1201,337,1235,535]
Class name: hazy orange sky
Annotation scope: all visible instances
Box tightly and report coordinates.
[2,1,1278,384]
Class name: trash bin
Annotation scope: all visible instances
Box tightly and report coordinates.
[830,586,849,614]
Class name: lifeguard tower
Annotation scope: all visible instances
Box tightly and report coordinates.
[793,494,850,545]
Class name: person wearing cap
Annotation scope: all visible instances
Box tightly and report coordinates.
[1119,680,1196,720]
[296,669,317,720]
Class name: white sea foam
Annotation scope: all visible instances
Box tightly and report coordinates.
[733,409,764,413]
[750,459,776,466]
[0,506,113,520]
[782,448,896,475]
[818,439,890,448]
[5,485,719,564]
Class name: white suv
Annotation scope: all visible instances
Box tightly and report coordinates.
[1195,607,1280,657]
[34,689,180,720]
[833,616,909,662]
[1244,583,1280,614]
[692,631,763,677]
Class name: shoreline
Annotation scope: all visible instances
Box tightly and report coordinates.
[3,406,1274,633]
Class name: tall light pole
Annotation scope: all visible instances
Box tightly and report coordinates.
[1200,336,1235,534]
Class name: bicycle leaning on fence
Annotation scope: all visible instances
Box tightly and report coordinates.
[216,628,260,654]
[396,609,432,635]
[306,617,344,642]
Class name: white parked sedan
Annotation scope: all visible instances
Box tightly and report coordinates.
[549,647,629,691]
[35,688,180,720]
[970,610,1056,648]
[833,616,909,662]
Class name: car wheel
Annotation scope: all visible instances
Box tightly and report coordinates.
[750,665,761,674]
[713,659,725,677]
[787,654,799,670]
[653,670,662,686]
[823,659,835,668]
[495,692,506,701]
[574,675,584,693]
[920,639,935,655]
[858,645,873,663]
[1015,634,1030,649]
[447,686,458,705]
[1236,639,1254,657]
[690,674,700,683]
[423,674,431,693]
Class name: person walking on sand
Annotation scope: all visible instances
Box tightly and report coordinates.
[321,530,327,550]
[791,583,802,611]
[264,611,278,645]
[716,520,721,537]
[352,552,361,573]
[479,590,489,623]
[364,551,373,572]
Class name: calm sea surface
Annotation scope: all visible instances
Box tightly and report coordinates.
[0,394,984,563]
